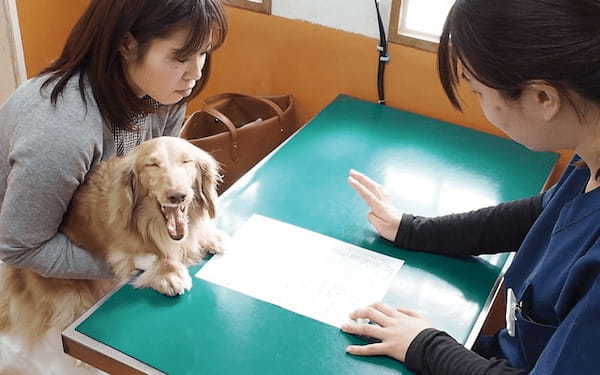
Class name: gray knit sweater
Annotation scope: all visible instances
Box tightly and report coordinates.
[0,74,185,279]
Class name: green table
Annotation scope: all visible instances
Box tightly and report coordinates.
[63,95,558,374]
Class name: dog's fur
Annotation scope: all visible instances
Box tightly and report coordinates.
[0,136,226,373]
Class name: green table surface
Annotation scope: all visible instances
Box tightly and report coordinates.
[76,95,558,374]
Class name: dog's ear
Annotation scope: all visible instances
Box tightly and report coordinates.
[118,156,140,228]
[194,155,221,218]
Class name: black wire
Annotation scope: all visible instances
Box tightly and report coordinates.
[374,0,389,106]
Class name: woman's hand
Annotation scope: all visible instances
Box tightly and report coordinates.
[341,303,432,362]
[348,169,402,242]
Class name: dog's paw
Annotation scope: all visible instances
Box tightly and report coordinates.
[202,229,231,254]
[153,267,193,296]
[133,261,192,296]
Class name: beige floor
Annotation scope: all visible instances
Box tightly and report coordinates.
[0,330,106,375]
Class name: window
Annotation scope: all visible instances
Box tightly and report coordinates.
[389,0,455,52]
[223,0,271,15]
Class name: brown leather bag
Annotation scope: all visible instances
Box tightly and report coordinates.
[180,93,298,194]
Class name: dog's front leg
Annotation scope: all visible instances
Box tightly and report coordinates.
[131,258,192,296]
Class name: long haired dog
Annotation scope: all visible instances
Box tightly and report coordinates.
[0,136,226,374]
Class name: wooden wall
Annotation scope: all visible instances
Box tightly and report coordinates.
[16,1,571,182]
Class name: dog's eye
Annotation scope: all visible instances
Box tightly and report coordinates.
[183,160,193,164]
[145,163,160,168]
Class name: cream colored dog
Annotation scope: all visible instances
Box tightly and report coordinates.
[0,136,227,374]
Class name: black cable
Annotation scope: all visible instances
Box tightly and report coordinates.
[374,0,390,106]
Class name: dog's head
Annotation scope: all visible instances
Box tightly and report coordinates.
[123,136,220,241]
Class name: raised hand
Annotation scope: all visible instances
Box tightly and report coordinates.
[348,169,402,242]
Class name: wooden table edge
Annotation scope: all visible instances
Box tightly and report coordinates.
[62,278,166,375]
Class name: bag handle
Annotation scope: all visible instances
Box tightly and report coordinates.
[204,107,240,162]
[205,93,286,135]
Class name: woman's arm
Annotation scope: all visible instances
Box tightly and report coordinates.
[0,108,113,279]
[342,304,526,375]
[395,195,543,257]
[408,262,600,374]
[405,329,526,375]
[349,169,546,257]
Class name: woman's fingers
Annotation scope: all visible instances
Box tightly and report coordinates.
[349,306,393,327]
[396,308,424,318]
[348,176,385,212]
[370,302,397,317]
[341,320,384,338]
[345,342,388,356]
[349,170,401,242]
[344,304,433,362]
[349,169,384,198]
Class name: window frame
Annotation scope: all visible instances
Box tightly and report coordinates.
[223,0,272,15]
[1,0,27,104]
[388,0,444,53]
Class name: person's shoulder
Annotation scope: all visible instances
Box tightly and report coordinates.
[7,72,97,114]
[1,75,47,112]
[8,73,104,143]
[0,76,103,169]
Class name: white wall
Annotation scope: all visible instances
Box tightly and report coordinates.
[272,0,392,40]
[0,0,26,105]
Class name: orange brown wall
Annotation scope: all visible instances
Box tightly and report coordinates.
[16,2,570,184]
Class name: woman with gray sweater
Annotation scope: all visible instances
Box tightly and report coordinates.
[0,0,227,280]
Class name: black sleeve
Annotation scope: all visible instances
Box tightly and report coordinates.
[405,329,527,375]
[394,194,543,257]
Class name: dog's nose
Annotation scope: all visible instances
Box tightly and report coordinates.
[167,192,187,204]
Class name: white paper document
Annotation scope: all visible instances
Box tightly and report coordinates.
[195,215,404,328]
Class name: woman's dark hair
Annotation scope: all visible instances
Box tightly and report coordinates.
[438,0,600,112]
[40,0,228,130]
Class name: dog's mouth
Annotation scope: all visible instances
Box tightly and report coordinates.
[160,204,188,241]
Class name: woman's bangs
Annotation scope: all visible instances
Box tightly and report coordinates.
[176,0,227,58]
